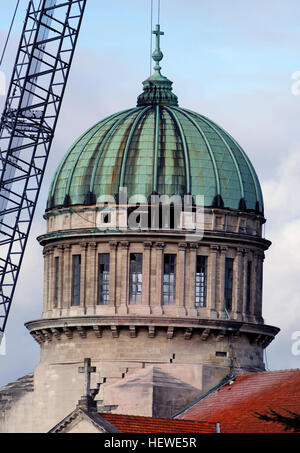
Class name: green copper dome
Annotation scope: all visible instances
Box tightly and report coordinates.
[47,25,264,215]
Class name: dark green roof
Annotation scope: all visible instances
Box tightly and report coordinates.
[47,24,263,215]
[47,105,263,214]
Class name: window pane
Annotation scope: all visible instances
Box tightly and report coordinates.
[225,258,234,311]
[130,253,143,304]
[195,256,207,308]
[162,254,176,305]
[72,255,81,306]
[98,254,110,305]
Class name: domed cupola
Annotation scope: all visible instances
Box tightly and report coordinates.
[47,25,263,215]
[25,23,279,426]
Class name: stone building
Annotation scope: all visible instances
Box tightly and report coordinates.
[0,25,279,433]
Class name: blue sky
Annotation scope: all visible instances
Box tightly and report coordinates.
[1,0,300,385]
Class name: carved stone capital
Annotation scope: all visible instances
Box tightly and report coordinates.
[110,241,118,250]
[143,241,152,250]
[178,243,188,251]
[210,245,219,253]
[155,242,165,250]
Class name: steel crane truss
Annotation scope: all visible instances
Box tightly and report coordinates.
[0,0,87,333]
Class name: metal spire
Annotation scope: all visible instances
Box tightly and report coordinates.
[137,23,178,106]
[152,24,164,76]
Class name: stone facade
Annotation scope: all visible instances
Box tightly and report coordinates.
[0,205,278,432]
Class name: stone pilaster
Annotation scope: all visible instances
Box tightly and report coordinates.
[86,242,97,315]
[42,249,49,316]
[255,251,265,323]
[233,247,243,321]
[176,243,187,316]
[187,243,198,317]
[80,243,87,314]
[242,248,249,321]
[48,247,54,315]
[208,245,218,318]
[109,242,118,313]
[118,242,129,315]
[62,244,71,315]
[56,246,64,314]
[218,246,228,318]
[153,242,164,315]
[142,242,152,314]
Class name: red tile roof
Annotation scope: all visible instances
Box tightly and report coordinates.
[99,413,217,433]
[177,369,300,433]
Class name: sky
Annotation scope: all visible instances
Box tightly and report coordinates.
[0,0,300,385]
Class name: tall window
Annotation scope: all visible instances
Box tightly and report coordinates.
[163,254,176,305]
[224,258,233,311]
[129,253,143,304]
[246,261,252,313]
[195,256,207,307]
[72,255,81,306]
[98,254,110,305]
[54,257,59,308]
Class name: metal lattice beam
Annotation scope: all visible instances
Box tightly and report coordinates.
[0,0,87,333]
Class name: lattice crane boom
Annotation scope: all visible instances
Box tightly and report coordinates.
[0,0,87,334]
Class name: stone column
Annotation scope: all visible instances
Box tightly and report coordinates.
[176,243,187,316]
[118,241,129,315]
[142,242,152,314]
[62,244,71,314]
[109,241,118,313]
[153,242,164,315]
[208,245,218,318]
[218,246,227,318]
[86,242,97,315]
[188,243,198,317]
[233,247,243,321]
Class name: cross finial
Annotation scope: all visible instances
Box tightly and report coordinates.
[78,358,96,403]
[152,24,164,74]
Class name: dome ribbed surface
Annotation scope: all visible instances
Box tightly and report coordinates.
[47,105,264,214]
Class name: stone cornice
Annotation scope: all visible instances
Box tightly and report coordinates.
[37,229,271,251]
[26,316,279,348]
